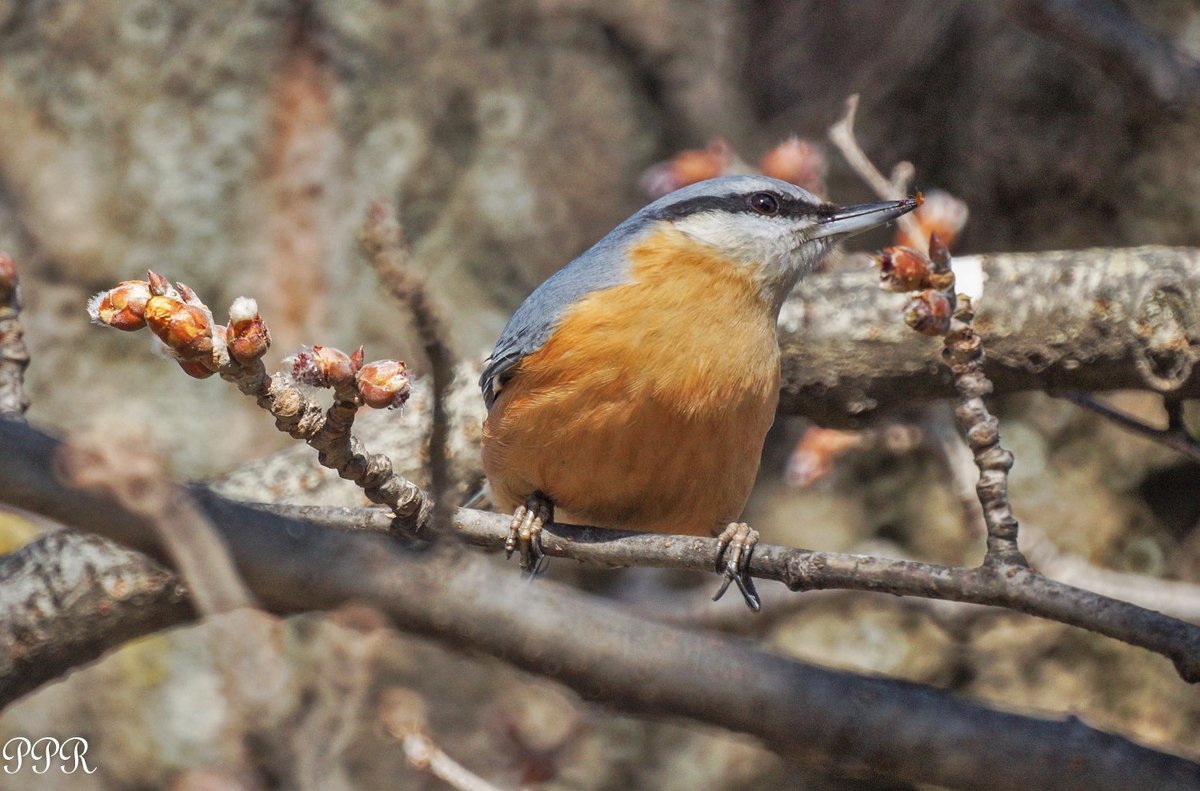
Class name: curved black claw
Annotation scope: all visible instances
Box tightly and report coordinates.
[712,522,761,612]
[505,491,553,575]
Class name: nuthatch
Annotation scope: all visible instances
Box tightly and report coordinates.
[481,175,919,609]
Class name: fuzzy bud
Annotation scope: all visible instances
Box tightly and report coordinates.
[904,289,953,336]
[226,296,271,364]
[144,295,214,360]
[895,189,969,250]
[288,345,360,388]
[88,279,152,331]
[356,360,410,409]
[875,246,932,292]
[759,137,827,197]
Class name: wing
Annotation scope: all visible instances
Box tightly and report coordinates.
[480,222,645,408]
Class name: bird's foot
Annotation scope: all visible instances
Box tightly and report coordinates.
[712,522,761,612]
[505,491,553,576]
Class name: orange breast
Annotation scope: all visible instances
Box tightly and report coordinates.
[482,225,780,536]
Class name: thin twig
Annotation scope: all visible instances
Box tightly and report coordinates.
[359,201,457,536]
[240,500,1200,681]
[1061,391,1200,463]
[0,253,30,418]
[827,94,922,242]
[380,688,505,791]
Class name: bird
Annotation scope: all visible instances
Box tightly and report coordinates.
[480,175,919,609]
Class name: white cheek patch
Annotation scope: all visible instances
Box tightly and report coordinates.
[671,211,796,266]
[950,255,985,303]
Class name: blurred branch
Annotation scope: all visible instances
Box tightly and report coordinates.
[379,688,504,791]
[1005,0,1200,109]
[358,200,457,533]
[56,427,255,614]
[0,421,1198,791]
[0,254,29,417]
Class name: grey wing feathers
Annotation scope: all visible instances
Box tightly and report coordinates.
[480,219,645,408]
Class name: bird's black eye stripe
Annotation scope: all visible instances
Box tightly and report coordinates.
[650,192,821,221]
[749,192,779,215]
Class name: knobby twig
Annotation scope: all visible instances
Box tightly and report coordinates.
[927,406,1200,623]
[88,274,431,529]
[1061,391,1200,463]
[358,201,457,534]
[925,236,1027,566]
[1,422,1197,791]
[0,254,29,418]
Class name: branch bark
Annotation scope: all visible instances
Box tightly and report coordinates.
[0,420,1197,791]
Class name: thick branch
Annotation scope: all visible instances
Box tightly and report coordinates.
[0,421,1197,791]
[781,246,1200,425]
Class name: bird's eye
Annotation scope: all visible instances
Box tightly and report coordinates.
[749,192,779,215]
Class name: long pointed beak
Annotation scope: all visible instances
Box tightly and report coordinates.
[814,196,921,240]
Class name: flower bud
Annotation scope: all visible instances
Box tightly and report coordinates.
[904,289,952,336]
[226,297,271,364]
[895,190,969,250]
[760,137,827,197]
[640,138,735,198]
[875,246,932,292]
[147,270,173,297]
[356,359,410,409]
[288,345,360,388]
[144,295,214,360]
[88,280,152,331]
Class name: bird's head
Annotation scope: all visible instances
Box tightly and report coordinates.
[634,175,920,311]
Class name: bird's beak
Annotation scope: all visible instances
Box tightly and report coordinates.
[813,195,921,240]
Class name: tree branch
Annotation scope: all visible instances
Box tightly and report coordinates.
[780,246,1200,425]
[0,420,1197,791]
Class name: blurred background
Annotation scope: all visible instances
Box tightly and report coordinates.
[2,0,1200,788]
